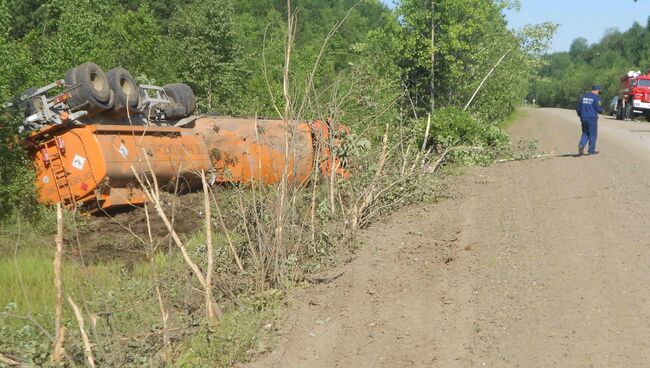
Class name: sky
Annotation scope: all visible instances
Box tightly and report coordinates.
[504,0,650,53]
[380,0,650,54]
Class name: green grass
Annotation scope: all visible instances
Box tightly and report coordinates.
[0,217,278,367]
[0,251,58,316]
[0,246,160,330]
[175,292,280,367]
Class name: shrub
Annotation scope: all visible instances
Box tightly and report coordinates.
[409,107,510,165]
[0,107,39,221]
[423,107,509,149]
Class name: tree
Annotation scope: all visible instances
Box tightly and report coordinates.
[391,0,553,122]
[0,2,39,217]
[169,0,246,113]
[569,38,589,58]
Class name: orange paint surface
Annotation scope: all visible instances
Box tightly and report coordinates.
[193,116,315,185]
[32,124,212,211]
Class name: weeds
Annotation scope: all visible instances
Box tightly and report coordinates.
[174,292,280,367]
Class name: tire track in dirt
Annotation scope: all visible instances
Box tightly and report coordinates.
[246,108,650,367]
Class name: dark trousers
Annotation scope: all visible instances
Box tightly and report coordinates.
[579,120,598,153]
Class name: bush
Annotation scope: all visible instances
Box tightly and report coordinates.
[0,107,39,221]
[421,107,509,149]
[409,107,510,165]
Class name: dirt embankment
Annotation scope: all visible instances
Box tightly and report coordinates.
[245,108,650,367]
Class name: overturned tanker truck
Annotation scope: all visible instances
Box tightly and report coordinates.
[20,62,348,213]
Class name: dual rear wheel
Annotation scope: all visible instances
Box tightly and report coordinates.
[63,62,195,120]
[64,62,114,118]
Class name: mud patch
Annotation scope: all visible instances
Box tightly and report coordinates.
[66,191,205,265]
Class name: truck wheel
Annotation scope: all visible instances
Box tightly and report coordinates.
[64,62,113,118]
[162,103,187,120]
[106,67,140,114]
[163,83,196,116]
[615,104,624,120]
[64,68,76,87]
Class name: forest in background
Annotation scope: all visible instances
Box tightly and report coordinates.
[534,17,650,108]
[0,1,556,366]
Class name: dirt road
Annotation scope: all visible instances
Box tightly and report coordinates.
[247,108,650,367]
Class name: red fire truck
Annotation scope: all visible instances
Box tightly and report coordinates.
[616,70,650,121]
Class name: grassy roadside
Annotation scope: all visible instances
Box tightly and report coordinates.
[1,218,280,366]
[0,107,527,366]
[500,108,529,131]
[0,167,437,365]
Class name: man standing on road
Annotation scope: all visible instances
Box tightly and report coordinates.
[576,85,604,155]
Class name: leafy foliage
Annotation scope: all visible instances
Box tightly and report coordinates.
[425,107,509,150]
[169,0,246,113]
[0,5,39,218]
[0,322,51,366]
[386,0,554,123]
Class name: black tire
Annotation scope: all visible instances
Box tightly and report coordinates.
[615,104,624,120]
[161,103,187,120]
[64,62,113,118]
[163,83,196,116]
[64,68,76,86]
[106,67,140,114]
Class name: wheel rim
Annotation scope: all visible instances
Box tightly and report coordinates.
[91,72,105,91]
[120,77,134,96]
[33,99,44,113]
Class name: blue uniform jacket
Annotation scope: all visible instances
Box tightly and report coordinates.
[576,92,603,123]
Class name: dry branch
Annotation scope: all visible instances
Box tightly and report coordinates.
[208,188,245,273]
[155,284,171,363]
[421,113,431,153]
[350,124,389,230]
[131,160,223,325]
[283,0,295,121]
[425,146,484,173]
[201,171,221,325]
[464,48,512,111]
[52,203,65,364]
[0,353,20,366]
[496,153,553,162]
[143,201,171,363]
[67,295,95,368]
[131,165,208,289]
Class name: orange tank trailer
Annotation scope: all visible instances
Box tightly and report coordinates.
[29,117,346,212]
[193,116,316,185]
